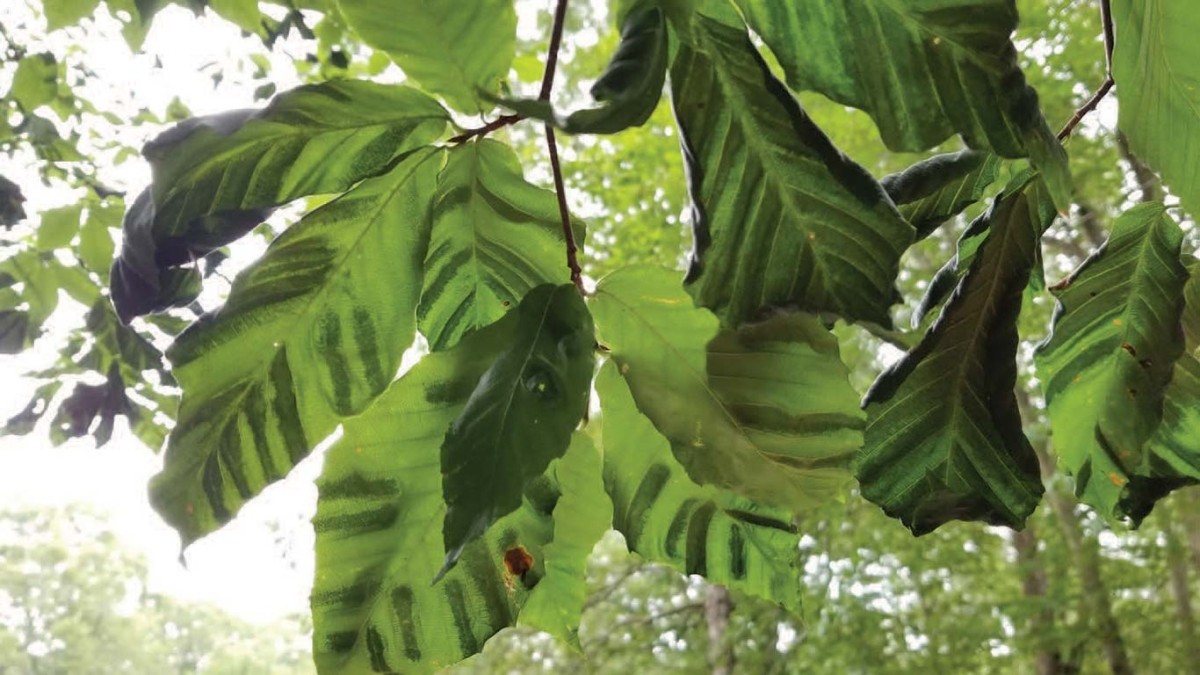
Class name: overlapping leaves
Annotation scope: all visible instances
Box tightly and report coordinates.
[858,177,1056,534]
[1036,203,1190,521]
[671,16,913,328]
[311,312,606,674]
[732,0,1071,209]
[590,266,864,513]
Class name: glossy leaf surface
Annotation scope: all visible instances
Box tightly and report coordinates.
[440,284,594,575]
[733,0,1071,208]
[671,17,913,327]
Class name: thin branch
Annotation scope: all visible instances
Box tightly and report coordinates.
[1057,0,1115,140]
[546,123,585,293]
[539,0,571,101]
[538,0,585,293]
[447,113,523,144]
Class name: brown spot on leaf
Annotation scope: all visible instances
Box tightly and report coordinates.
[1109,472,1128,487]
[504,546,533,578]
[1139,358,1152,370]
[1120,342,1137,357]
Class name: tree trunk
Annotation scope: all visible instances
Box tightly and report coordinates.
[1031,441,1134,675]
[1160,499,1200,673]
[705,584,735,675]
[1012,526,1074,674]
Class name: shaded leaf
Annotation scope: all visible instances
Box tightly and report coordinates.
[596,362,803,613]
[1035,202,1189,521]
[733,0,1071,209]
[150,147,442,547]
[418,140,582,350]
[3,382,62,436]
[440,284,594,575]
[49,364,133,447]
[881,150,1003,240]
[496,5,668,135]
[671,16,913,327]
[1111,0,1200,217]
[337,0,515,114]
[312,312,606,673]
[590,266,863,513]
[858,178,1056,534]
[0,176,27,228]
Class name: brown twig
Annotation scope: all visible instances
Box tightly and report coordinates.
[447,113,523,144]
[539,0,585,294]
[1057,0,1114,140]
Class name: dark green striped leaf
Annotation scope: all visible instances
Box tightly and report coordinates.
[495,4,668,135]
[151,148,443,547]
[881,150,1003,240]
[111,81,448,321]
[418,140,582,350]
[312,313,607,673]
[858,178,1056,535]
[590,266,864,514]
[596,362,802,613]
[337,0,515,114]
[440,284,595,576]
[733,0,1071,209]
[1035,203,1189,521]
[671,16,913,327]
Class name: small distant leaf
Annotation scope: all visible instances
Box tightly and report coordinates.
[495,5,668,135]
[150,148,442,547]
[858,178,1056,534]
[440,284,595,576]
[207,0,262,33]
[596,363,803,613]
[671,17,913,327]
[337,0,516,114]
[591,266,864,513]
[0,176,28,228]
[881,151,1003,240]
[43,0,102,30]
[78,205,117,274]
[0,311,32,354]
[49,364,133,447]
[312,315,604,673]
[1111,0,1200,217]
[36,203,82,251]
[1035,202,1189,521]
[3,382,62,436]
[733,0,1071,210]
[9,54,58,109]
[418,140,583,350]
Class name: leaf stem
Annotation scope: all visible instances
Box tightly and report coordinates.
[1057,0,1114,141]
[539,0,585,294]
[448,113,524,144]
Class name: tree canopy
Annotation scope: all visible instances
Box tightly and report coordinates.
[3,0,1200,672]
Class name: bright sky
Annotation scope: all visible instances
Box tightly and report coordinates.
[0,1,327,623]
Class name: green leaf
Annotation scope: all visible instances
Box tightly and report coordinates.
[0,176,27,228]
[36,203,82,251]
[78,204,117,274]
[43,0,102,30]
[596,362,803,614]
[9,54,58,109]
[149,147,443,547]
[671,16,913,327]
[1111,0,1200,217]
[418,140,582,350]
[881,151,1003,240]
[336,0,516,114]
[590,266,864,513]
[207,0,261,33]
[733,0,1071,210]
[440,284,594,575]
[517,434,610,647]
[1035,202,1189,521]
[858,178,1056,534]
[495,5,668,135]
[311,313,606,673]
